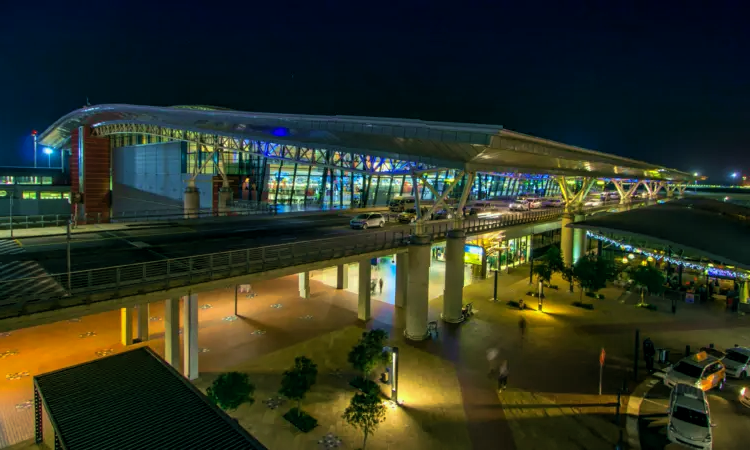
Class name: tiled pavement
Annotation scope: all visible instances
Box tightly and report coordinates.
[2,262,750,449]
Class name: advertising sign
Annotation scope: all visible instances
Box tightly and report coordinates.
[464,244,484,266]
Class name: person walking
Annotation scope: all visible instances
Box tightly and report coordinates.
[643,337,656,374]
[486,347,500,377]
[497,359,509,392]
[518,316,527,339]
[378,278,384,294]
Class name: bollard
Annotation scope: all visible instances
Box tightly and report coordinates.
[614,390,621,423]
[685,345,691,357]
[709,343,714,349]
[633,329,640,382]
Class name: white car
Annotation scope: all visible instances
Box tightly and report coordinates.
[584,198,603,207]
[350,213,386,229]
[722,346,750,379]
[667,383,714,449]
[509,200,532,211]
[542,198,564,208]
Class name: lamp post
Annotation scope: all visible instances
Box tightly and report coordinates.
[43,148,53,168]
[32,130,38,168]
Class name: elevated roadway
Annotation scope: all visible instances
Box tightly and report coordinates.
[0,200,648,331]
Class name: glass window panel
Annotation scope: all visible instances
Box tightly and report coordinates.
[40,192,62,200]
[22,191,37,199]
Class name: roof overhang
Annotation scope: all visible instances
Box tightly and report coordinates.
[568,198,750,270]
[39,104,693,181]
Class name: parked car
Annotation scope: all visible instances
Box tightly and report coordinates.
[350,212,386,229]
[663,351,726,391]
[722,346,750,379]
[398,208,418,224]
[667,383,714,450]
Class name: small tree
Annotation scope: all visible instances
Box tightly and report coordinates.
[342,391,387,450]
[279,356,318,411]
[348,329,390,383]
[206,372,255,411]
[532,263,553,298]
[572,255,615,300]
[631,265,666,305]
[544,246,566,275]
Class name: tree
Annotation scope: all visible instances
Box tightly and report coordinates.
[279,356,318,411]
[543,246,565,274]
[206,372,255,411]
[532,263,553,298]
[342,391,387,450]
[572,255,616,300]
[348,329,390,382]
[631,265,666,305]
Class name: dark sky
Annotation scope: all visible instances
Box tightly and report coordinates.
[1,1,747,180]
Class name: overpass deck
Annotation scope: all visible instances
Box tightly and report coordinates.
[0,200,648,330]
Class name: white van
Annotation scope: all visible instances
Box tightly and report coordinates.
[389,195,416,212]
[667,383,714,449]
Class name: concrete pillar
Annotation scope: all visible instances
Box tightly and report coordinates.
[395,253,408,308]
[405,234,431,341]
[442,230,465,323]
[299,271,310,299]
[120,307,133,346]
[358,261,372,321]
[164,297,180,369]
[218,187,233,215]
[572,213,586,262]
[336,264,349,290]
[561,213,575,267]
[741,281,749,304]
[184,186,200,218]
[183,293,199,380]
[136,303,149,342]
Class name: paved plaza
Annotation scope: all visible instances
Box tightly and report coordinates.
[1,259,750,449]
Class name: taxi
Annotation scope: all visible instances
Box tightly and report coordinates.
[663,351,726,391]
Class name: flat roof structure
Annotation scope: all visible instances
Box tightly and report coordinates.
[33,346,267,450]
[39,104,692,181]
[569,198,750,270]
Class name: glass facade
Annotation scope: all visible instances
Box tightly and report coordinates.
[110,133,562,209]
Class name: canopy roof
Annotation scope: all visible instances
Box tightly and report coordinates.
[40,104,692,180]
[569,198,750,269]
[34,346,267,450]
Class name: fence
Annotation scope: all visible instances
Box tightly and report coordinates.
[0,202,276,231]
[0,199,647,318]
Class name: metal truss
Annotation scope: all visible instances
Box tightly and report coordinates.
[555,176,597,212]
[93,122,430,176]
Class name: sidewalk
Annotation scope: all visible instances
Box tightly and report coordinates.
[500,389,622,450]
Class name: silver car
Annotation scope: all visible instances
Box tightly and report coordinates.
[722,347,750,379]
[350,213,386,229]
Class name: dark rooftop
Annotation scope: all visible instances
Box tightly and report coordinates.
[34,346,266,450]
[569,198,750,269]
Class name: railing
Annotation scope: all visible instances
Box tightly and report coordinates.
[0,202,276,231]
[0,198,650,319]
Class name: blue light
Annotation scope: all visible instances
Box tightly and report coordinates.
[43,147,53,155]
[270,127,289,137]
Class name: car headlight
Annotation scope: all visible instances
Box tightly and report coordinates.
[668,424,677,433]
[741,387,747,397]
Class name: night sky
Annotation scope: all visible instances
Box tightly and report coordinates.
[1,1,747,180]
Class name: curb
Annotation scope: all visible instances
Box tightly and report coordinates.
[624,372,665,449]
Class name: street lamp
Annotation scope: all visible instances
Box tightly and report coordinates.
[43,148,53,168]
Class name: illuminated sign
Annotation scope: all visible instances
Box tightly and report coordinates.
[464,244,484,266]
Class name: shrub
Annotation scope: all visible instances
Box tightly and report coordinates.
[572,301,594,310]
[206,372,255,412]
[283,407,319,433]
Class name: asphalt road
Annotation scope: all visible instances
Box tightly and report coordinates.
[639,377,750,450]
[1,212,415,274]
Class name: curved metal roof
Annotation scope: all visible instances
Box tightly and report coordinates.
[39,104,693,181]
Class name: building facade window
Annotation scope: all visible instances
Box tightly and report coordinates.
[40,192,63,200]
[22,191,37,200]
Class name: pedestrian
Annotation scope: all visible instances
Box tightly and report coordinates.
[486,347,500,377]
[378,278,384,293]
[643,337,656,373]
[497,359,509,391]
[518,316,527,338]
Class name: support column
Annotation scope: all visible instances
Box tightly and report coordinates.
[217,187,233,216]
[183,293,199,380]
[136,303,149,342]
[164,297,180,369]
[395,252,408,308]
[561,213,575,267]
[405,235,431,340]
[336,264,349,290]
[573,213,586,262]
[358,261,372,321]
[299,271,310,299]
[741,281,749,304]
[184,185,200,218]
[442,230,466,323]
[120,307,133,346]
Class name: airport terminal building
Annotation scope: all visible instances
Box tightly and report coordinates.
[38,105,585,218]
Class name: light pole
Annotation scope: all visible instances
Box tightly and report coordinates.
[44,148,53,168]
[32,130,38,168]
[693,172,699,193]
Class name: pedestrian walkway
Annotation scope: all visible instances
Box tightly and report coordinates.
[499,389,621,450]
[0,241,65,304]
